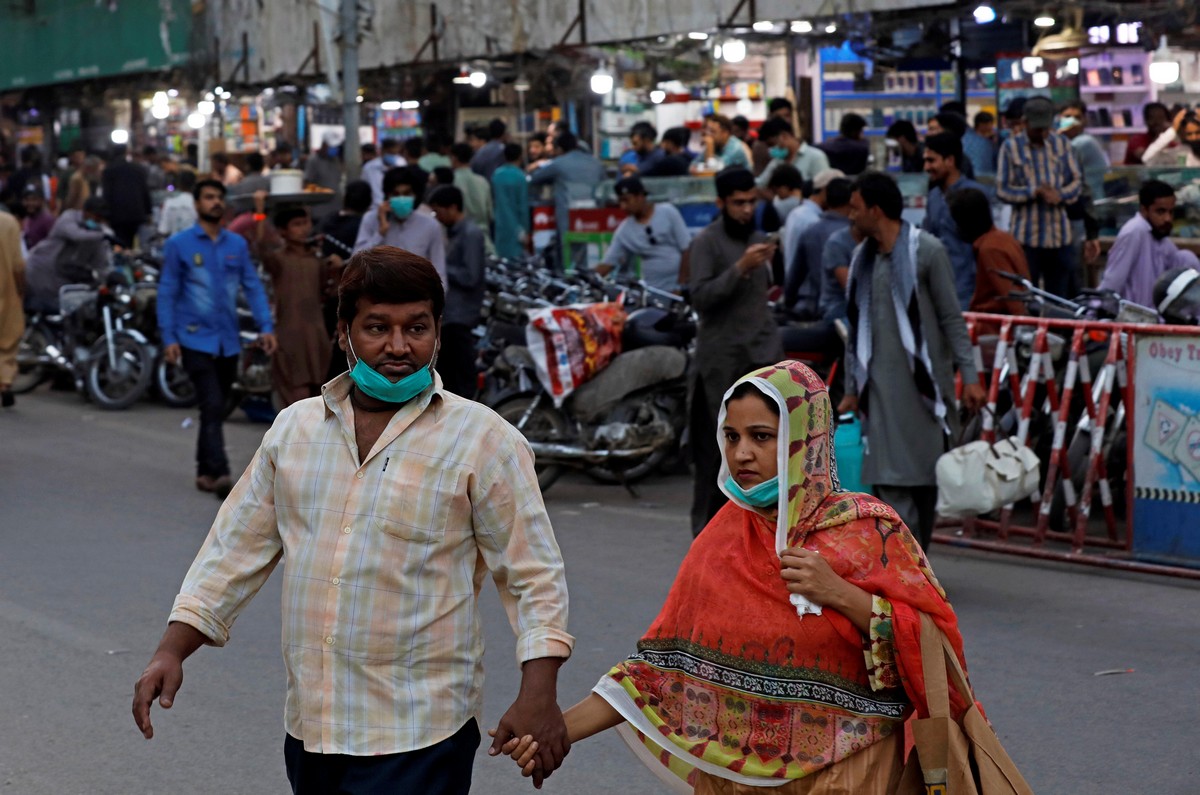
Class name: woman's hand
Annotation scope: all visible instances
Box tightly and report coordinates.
[780,547,873,634]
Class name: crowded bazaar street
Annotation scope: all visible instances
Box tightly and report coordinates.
[1,391,1197,794]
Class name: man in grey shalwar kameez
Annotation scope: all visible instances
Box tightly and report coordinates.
[840,173,985,548]
[688,167,784,535]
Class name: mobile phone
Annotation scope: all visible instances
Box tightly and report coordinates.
[763,232,780,246]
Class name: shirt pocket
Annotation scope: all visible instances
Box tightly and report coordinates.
[369,463,459,544]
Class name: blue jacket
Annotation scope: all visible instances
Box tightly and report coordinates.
[157,224,274,356]
[923,175,985,309]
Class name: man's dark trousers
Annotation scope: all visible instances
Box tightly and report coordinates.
[181,348,238,478]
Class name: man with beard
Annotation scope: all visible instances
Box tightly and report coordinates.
[921,133,985,309]
[687,167,783,535]
[157,179,277,497]
[839,172,984,550]
[1099,179,1199,307]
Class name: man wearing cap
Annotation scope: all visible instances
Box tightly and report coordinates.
[781,168,845,284]
[687,167,783,535]
[24,196,113,314]
[995,95,1083,298]
[1099,179,1199,307]
[597,177,691,293]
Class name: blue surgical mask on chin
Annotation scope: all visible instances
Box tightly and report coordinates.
[347,337,435,404]
[388,195,415,220]
[725,474,780,508]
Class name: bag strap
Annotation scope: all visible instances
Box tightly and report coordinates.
[918,612,953,719]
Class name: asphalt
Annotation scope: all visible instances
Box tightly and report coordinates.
[1,387,1198,794]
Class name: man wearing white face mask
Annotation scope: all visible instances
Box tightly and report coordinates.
[353,166,446,288]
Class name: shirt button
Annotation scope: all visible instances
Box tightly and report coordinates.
[331,577,341,585]
[324,636,334,646]
[356,471,364,479]
[343,526,352,534]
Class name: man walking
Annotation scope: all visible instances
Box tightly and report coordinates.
[840,172,984,549]
[157,179,277,495]
[428,186,487,397]
[133,247,573,794]
[922,132,986,308]
[785,176,852,317]
[101,144,152,248]
[688,167,783,534]
[996,96,1083,298]
[597,176,691,293]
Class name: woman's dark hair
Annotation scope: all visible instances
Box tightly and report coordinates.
[853,172,903,221]
[192,178,226,200]
[338,246,446,324]
[948,187,995,243]
[725,381,781,416]
[273,206,309,229]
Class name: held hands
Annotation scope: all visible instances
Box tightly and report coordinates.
[487,691,570,789]
[490,732,546,787]
[736,242,777,276]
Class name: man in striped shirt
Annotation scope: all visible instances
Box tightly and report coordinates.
[996,96,1084,298]
[133,247,574,793]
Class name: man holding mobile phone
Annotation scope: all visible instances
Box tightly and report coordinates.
[353,166,447,287]
[687,167,784,535]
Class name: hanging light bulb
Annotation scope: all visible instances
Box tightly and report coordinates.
[1022,56,1043,74]
[688,31,709,41]
[973,5,996,24]
[713,43,723,60]
[1031,71,1050,88]
[792,20,813,33]
[198,100,215,115]
[590,62,614,95]
[1034,14,1055,28]
[151,103,170,120]
[1067,58,1080,75]
[469,69,488,88]
[1149,35,1180,85]
[187,112,206,130]
[752,20,774,32]
[723,38,747,63]
[650,90,666,104]
[825,22,838,34]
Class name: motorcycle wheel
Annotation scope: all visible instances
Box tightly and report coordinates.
[154,358,197,408]
[494,394,568,492]
[85,333,153,410]
[11,324,51,394]
[586,397,676,485]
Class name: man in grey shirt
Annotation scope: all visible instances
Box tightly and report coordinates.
[529,131,607,269]
[428,185,486,398]
[597,176,691,292]
[840,173,985,548]
[353,166,446,287]
[688,167,783,535]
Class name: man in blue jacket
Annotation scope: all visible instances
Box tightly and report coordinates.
[157,179,277,497]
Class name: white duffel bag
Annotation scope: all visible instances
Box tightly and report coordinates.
[935,437,1041,518]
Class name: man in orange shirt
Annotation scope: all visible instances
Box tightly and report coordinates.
[949,186,1030,317]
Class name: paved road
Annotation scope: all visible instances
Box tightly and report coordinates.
[2,390,1199,794]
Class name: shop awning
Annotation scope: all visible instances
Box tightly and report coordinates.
[0,0,192,92]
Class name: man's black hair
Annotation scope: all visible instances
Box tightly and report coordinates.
[382,166,426,205]
[554,131,579,153]
[432,166,455,186]
[192,178,226,200]
[1003,97,1027,122]
[1139,179,1176,207]
[427,184,465,211]
[381,137,402,152]
[974,110,995,128]
[404,137,424,160]
[758,117,794,142]
[175,168,197,192]
[766,163,804,191]
[924,132,963,169]
[361,143,378,157]
[450,142,474,165]
[825,178,853,210]
[630,121,658,141]
[933,112,967,139]
[853,172,903,221]
[425,131,448,151]
[614,176,647,196]
[839,113,867,138]
[111,144,129,160]
[948,187,994,243]
[488,118,507,141]
[885,120,918,144]
[662,127,691,149]
[503,142,523,162]
[246,151,265,173]
[731,115,751,134]
[940,100,966,117]
[338,246,445,325]
[344,180,372,214]
[142,145,158,157]
[1143,102,1169,124]
[529,131,548,145]
[715,166,757,199]
[273,205,309,229]
[82,196,109,219]
[1061,99,1087,115]
[768,97,793,115]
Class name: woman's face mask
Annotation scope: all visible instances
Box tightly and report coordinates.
[722,392,781,496]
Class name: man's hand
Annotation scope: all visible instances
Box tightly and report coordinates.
[962,382,987,413]
[258,333,278,356]
[377,201,391,235]
[837,394,859,415]
[132,651,185,739]
[489,658,568,789]
[1083,239,1102,265]
[1037,186,1062,206]
[1173,108,1188,134]
[163,343,182,366]
[735,242,776,276]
